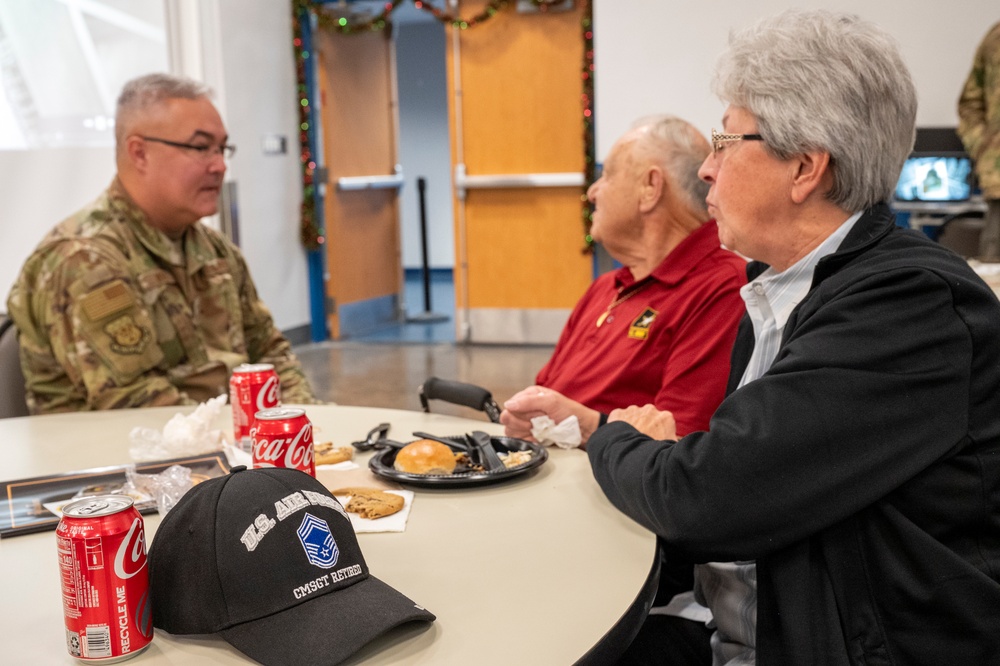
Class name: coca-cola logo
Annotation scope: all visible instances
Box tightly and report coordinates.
[113,518,147,579]
[252,423,314,470]
[256,376,280,412]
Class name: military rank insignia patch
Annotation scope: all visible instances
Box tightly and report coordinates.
[104,315,151,354]
[628,307,658,340]
[297,513,339,569]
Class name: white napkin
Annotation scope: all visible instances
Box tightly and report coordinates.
[333,490,414,533]
[224,444,252,468]
[530,415,583,449]
[129,394,228,461]
[318,460,359,471]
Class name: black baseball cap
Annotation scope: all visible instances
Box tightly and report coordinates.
[147,466,435,666]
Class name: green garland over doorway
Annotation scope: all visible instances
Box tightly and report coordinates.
[291,0,595,252]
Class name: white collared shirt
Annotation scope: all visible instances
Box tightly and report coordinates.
[698,211,862,666]
[737,211,862,388]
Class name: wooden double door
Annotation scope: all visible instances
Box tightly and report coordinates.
[315,1,591,342]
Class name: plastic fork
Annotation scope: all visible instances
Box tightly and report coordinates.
[466,431,506,472]
[411,431,468,452]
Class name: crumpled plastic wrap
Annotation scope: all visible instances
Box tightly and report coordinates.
[128,394,228,461]
[125,464,193,516]
[530,414,583,449]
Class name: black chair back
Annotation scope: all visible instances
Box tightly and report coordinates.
[0,315,29,418]
[418,376,502,423]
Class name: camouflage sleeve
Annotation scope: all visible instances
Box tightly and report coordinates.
[231,250,320,404]
[957,42,988,160]
[957,23,1000,161]
[18,243,196,413]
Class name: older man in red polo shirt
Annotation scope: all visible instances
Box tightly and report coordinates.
[501,115,747,446]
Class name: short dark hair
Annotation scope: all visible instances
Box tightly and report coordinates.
[115,73,213,154]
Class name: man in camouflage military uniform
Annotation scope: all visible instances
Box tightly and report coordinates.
[6,73,317,413]
[958,20,1000,261]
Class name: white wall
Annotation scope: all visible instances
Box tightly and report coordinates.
[215,0,311,332]
[592,0,996,159]
[0,147,115,309]
[0,0,166,310]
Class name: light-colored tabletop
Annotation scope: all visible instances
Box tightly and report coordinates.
[0,404,656,665]
[970,259,1000,299]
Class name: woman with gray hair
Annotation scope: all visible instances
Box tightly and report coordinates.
[591,10,1000,666]
[711,10,917,214]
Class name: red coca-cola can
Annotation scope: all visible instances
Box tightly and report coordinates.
[230,363,280,448]
[251,407,315,476]
[56,495,153,662]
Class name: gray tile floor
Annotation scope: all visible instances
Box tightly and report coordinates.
[295,270,555,419]
[357,270,457,344]
[294,340,555,419]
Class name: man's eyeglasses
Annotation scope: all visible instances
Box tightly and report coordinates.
[711,129,763,154]
[140,136,236,161]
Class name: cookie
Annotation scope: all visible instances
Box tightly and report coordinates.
[340,489,404,520]
[314,442,353,465]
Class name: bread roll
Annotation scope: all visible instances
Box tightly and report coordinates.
[393,439,457,475]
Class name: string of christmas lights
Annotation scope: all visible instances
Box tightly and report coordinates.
[581,3,595,250]
[291,0,596,251]
[291,4,322,250]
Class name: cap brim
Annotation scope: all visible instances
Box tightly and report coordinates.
[219,575,435,666]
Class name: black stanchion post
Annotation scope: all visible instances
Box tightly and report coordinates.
[407,177,449,323]
[419,177,432,312]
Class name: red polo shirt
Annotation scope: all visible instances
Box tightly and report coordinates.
[536,221,747,436]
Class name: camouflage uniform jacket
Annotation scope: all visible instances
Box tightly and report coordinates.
[958,20,1000,199]
[6,180,317,414]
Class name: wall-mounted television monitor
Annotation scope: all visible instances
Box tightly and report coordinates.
[894,152,974,202]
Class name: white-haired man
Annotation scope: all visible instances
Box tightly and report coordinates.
[501,116,746,448]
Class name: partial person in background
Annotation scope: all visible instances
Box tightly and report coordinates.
[590,10,1000,665]
[7,73,316,413]
[958,20,1000,261]
[501,116,746,447]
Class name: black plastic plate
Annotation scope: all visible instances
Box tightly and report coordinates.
[368,435,548,488]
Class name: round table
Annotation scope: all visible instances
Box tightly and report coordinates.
[0,404,657,665]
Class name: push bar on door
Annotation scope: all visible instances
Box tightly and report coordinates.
[454,163,584,200]
[336,164,405,191]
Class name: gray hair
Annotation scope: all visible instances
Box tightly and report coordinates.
[713,10,916,211]
[115,73,212,153]
[631,114,710,216]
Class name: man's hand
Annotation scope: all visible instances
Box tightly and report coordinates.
[608,404,678,441]
[500,386,601,446]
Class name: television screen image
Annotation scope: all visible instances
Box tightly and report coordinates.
[895,155,973,202]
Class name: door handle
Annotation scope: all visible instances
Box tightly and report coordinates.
[454,163,584,200]
[336,164,404,191]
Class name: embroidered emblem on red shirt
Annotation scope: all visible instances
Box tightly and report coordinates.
[628,307,657,340]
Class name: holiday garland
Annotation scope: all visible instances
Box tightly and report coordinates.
[292,0,595,251]
[291,5,320,250]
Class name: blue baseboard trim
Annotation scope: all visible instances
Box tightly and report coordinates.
[338,294,401,339]
[307,249,327,342]
[404,267,453,281]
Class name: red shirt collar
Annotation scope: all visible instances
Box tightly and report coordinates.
[614,220,724,290]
